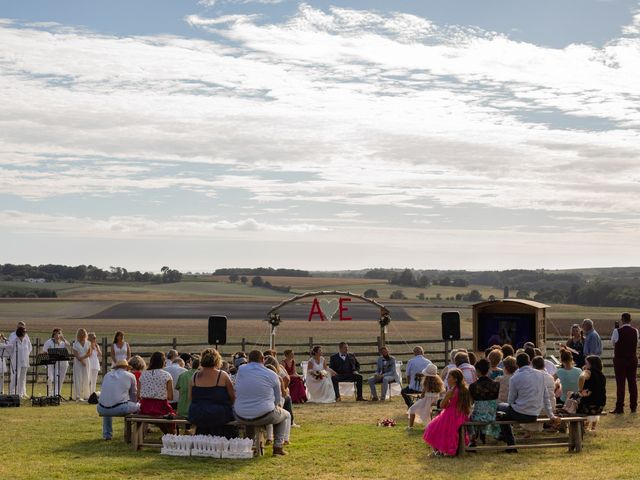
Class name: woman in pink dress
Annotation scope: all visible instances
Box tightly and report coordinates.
[282,349,307,404]
[423,368,472,456]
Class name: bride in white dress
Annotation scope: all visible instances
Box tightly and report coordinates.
[306,346,336,403]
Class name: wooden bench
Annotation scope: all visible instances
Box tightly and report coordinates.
[457,416,586,456]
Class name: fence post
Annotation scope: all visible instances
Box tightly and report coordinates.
[241,338,246,352]
[377,336,382,350]
[443,340,448,369]
[101,337,108,375]
[308,337,313,354]
[172,337,177,350]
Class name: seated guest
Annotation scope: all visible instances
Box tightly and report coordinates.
[555,348,582,405]
[497,353,559,450]
[532,356,557,411]
[423,369,472,456]
[96,359,139,440]
[234,350,291,456]
[165,350,187,411]
[188,349,236,437]
[500,344,515,367]
[468,352,477,366]
[407,364,444,428]
[265,355,295,430]
[175,355,199,419]
[368,346,400,401]
[487,349,504,380]
[281,349,308,404]
[534,347,557,376]
[402,346,432,407]
[264,363,292,445]
[577,355,607,431]
[469,359,500,445]
[128,355,146,387]
[179,352,192,369]
[440,349,460,383]
[497,356,517,403]
[329,342,365,401]
[139,351,175,434]
[449,352,477,386]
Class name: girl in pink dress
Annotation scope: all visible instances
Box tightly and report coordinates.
[423,368,472,456]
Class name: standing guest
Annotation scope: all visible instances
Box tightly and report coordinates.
[9,326,32,398]
[407,364,444,429]
[138,351,175,433]
[402,346,432,407]
[610,312,639,414]
[72,328,91,401]
[282,350,308,404]
[487,349,504,380]
[42,328,70,396]
[497,353,560,450]
[188,348,236,437]
[96,359,139,440]
[176,355,199,418]
[87,332,101,395]
[233,350,290,456]
[165,350,187,411]
[555,349,582,404]
[0,332,7,394]
[423,369,472,457]
[582,319,603,357]
[110,331,131,367]
[566,324,585,368]
[8,322,30,343]
[329,342,365,402]
[578,355,607,430]
[307,346,336,403]
[368,346,400,401]
[469,359,500,445]
[497,356,517,403]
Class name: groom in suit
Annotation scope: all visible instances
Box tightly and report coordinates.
[330,342,365,401]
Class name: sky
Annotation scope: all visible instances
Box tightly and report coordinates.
[1,1,639,272]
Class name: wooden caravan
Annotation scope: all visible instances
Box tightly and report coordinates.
[472,299,549,352]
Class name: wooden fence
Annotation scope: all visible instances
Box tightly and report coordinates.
[3,334,632,388]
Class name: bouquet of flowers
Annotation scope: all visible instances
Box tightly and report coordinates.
[377,418,396,427]
[310,369,328,380]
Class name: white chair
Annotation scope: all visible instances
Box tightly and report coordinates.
[384,361,403,400]
[301,361,310,397]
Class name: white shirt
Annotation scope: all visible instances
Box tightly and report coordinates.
[406,355,431,391]
[164,362,187,402]
[88,345,101,370]
[43,339,70,364]
[611,323,640,345]
[112,342,129,362]
[99,368,137,407]
[508,366,554,418]
[11,336,32,367]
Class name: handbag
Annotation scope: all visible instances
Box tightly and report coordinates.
[562,392,580,414]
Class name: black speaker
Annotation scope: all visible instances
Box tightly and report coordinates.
[441,311,461,340]
[208,315,227,345]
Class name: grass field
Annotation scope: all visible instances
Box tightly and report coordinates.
[1,390,639,480]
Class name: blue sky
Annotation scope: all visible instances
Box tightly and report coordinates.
[1,1,639,272]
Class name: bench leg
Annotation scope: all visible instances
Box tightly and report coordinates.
[124,418,132,444]
[457,426,466,457]
[131,422,140,451]
[568,421,583,453]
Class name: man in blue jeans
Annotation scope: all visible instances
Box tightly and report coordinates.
[96,359,139,440]
[498,352,560,451]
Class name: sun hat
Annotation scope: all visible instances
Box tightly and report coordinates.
[114,359,130,369]
[423,363,438,377]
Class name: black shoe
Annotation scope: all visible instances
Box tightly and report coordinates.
[505,448,518,454]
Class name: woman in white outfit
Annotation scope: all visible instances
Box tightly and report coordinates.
[87,332,101,394]
[10,326,32,398]
[42,328,70,396]
[72,328,91,401]
[110,331,130,368]
[0,332,7,394]
[305,346,336,403]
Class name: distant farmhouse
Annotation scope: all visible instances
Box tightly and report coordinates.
[24,278,47,283]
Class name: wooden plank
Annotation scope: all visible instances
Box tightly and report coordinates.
[465,443,570,452]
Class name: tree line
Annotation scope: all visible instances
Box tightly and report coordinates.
[214,267,310,277]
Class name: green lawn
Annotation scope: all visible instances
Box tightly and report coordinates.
[1,392,639,480]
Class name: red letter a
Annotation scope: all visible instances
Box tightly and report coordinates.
[308,298,325,322]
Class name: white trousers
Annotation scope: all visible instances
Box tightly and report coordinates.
[10,366,28,397]
[47,362,69,396]
[89,369,99,394]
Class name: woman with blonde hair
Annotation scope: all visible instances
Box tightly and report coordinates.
[72,328,91,401]
[188,348,236,437]
[87,332,101,395]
